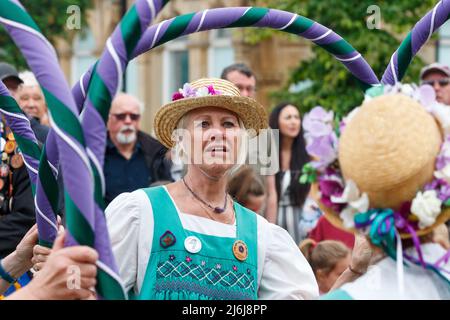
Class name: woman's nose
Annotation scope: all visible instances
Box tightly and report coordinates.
[207,126,225,141]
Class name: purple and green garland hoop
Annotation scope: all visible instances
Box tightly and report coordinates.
[74,6,380,107]
[0,1,59,248]
[382,0,450,84]
[0,0,126,299]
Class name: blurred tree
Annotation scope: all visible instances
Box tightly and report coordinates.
[248,0,438,116]
[0,0,92,69]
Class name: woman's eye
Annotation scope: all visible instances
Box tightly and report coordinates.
[223,121,236,128]
[201,121,209,128]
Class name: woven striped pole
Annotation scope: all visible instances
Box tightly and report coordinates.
[0,83,40,192]
[0,83,56,245]
[0,3,59,248]
[80,0,168,225]
[73,0,168,111]
[133,7,380,89]
[0,0,126,299]
[382,0,450,84]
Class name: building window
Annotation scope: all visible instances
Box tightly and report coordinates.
[208,29,235,78]
[438,21,450,66]
[162,36,189,103]
[125,59,139,97]
[71,28,97,87]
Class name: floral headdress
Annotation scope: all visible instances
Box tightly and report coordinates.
[300,83,450,272]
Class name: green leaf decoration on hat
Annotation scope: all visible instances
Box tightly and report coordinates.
[365,85,385,99]
[300,163,317,184]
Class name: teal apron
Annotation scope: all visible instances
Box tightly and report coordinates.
[138,186,258,300]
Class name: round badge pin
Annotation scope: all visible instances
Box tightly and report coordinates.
[4,141,15,154]
[232,240,248,261]
[184,236,202,254]
[7,132,15,141]
[10,154,24,169]
[1,153,7,161]
[0,164,9,178]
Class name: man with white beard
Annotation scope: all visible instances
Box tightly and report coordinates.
[104,93,172,205]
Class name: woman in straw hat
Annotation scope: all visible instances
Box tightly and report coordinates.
[105,78,318,300]
[302,84,450,299]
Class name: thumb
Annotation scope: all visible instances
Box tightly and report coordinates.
[52,230,66,251]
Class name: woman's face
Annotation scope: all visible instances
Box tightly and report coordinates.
[184,107,241,174]
[278,105,301,139]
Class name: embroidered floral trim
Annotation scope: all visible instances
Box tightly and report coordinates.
[154,280,254,300]
[156,258,256,292]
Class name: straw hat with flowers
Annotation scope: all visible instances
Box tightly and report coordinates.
[301,84,450,247]
[154,78,267,149]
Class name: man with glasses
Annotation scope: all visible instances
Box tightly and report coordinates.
[105,93,172,205]
[420,63,450,105]
[221,63,257,98]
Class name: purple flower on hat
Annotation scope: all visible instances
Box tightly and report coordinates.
[318,174,346,212]
[417,84,437,108]
[181,83,197,98]
[306,134,338,170]
[435,154,450,171]
[425,178,450,202]
[395,201,419,231]
[303,106,334,137]
[302,106,339,171]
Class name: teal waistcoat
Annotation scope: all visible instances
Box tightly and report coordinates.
[137,186,258,300]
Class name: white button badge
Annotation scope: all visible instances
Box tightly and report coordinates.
[184,236,202,254]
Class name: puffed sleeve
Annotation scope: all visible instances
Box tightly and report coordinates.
[258,221,319,300]
[105,191,141,294]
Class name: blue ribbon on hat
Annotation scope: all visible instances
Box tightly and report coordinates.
[354,208,397,259]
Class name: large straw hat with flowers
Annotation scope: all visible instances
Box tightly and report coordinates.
[154,78,267,148]
[303,85,450,239]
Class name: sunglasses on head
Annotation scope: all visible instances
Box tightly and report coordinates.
[111,113,141,121]
[421,78,450,87]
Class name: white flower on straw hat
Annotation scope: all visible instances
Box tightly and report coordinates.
[411,190,442,229]
[331,180,369,229]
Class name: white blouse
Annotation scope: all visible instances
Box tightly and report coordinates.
[105,187,319,300]
[339,243,450,299]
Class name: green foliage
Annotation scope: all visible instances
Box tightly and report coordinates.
[0,0,92,69]
[249,0,438,116]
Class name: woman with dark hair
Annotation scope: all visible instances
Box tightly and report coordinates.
[266,102,321,243]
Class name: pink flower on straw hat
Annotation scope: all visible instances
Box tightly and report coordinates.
[172,92,184,101]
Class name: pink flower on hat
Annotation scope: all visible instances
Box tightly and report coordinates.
[172,92,184,101]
